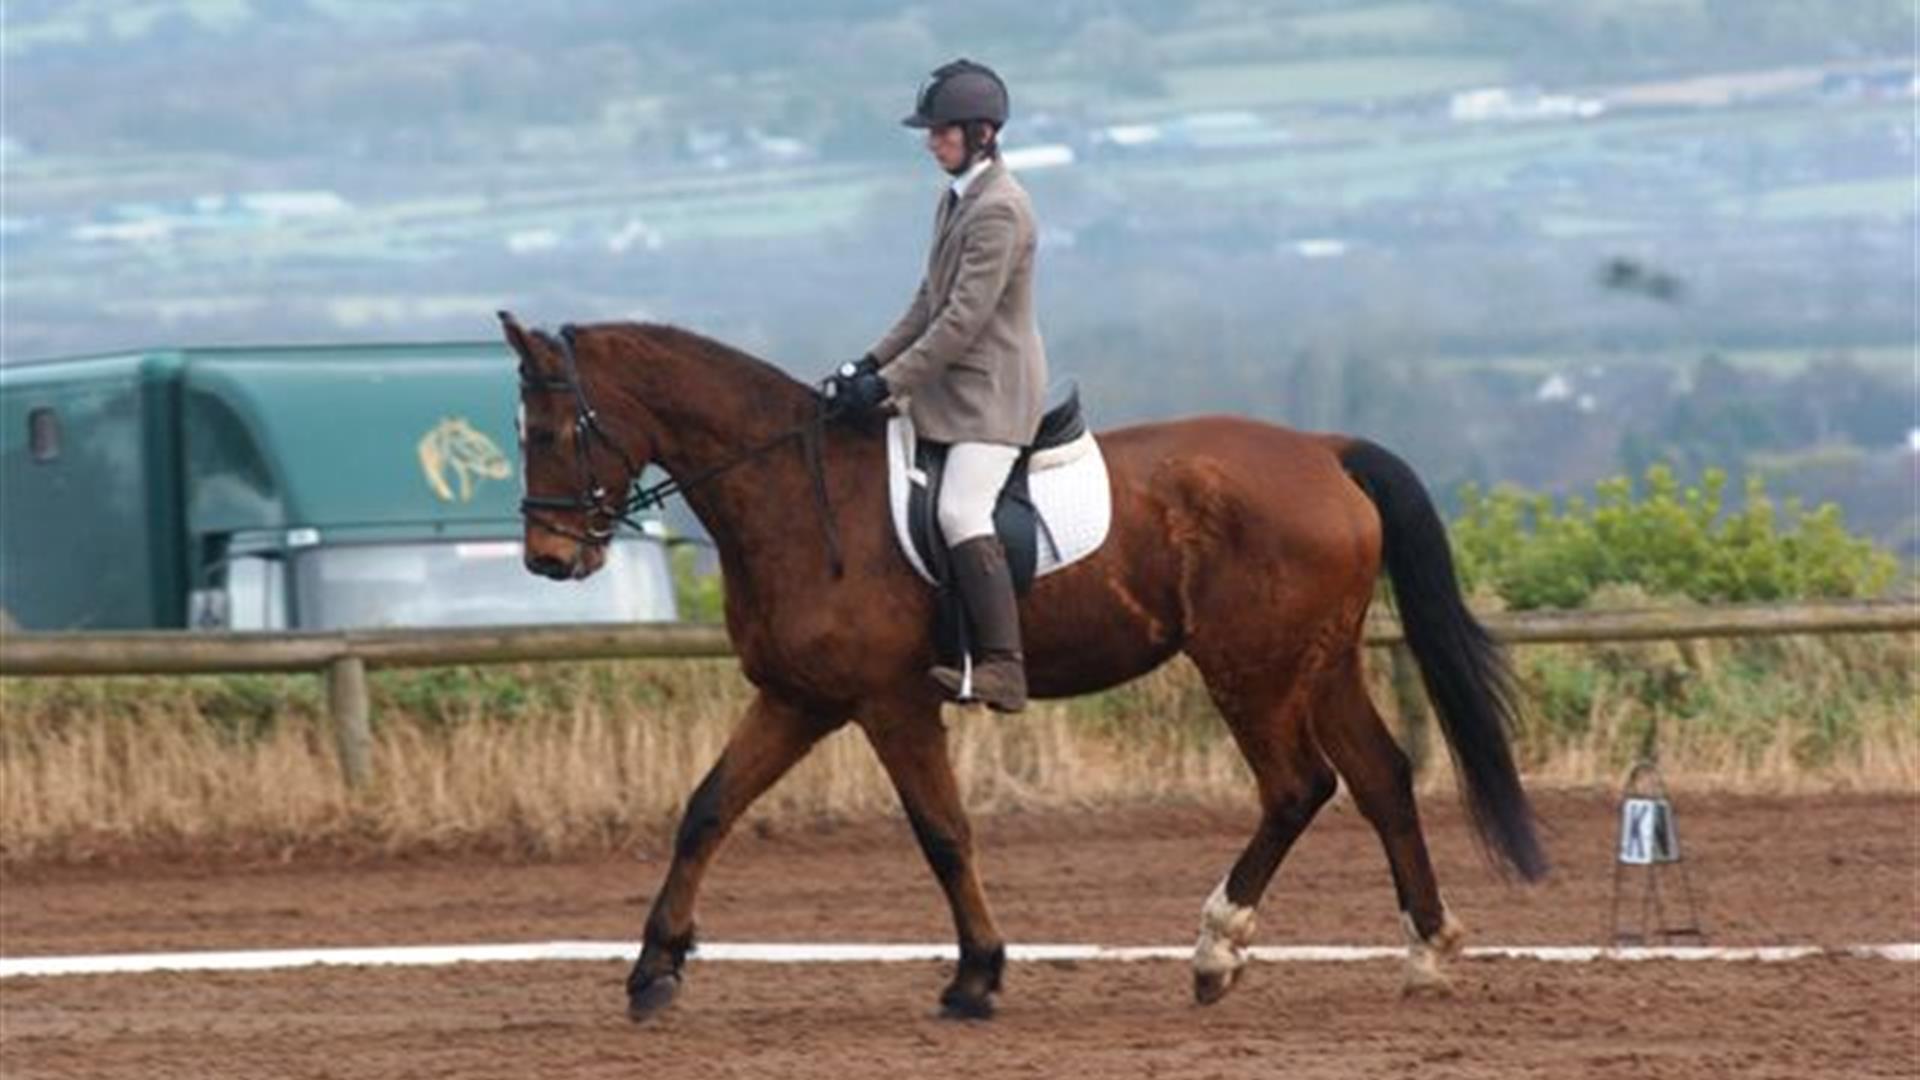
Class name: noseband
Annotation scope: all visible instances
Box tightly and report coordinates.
[517,324,845,577]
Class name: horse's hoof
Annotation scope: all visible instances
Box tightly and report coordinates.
[1193,966,1242,1006]
[627,972,682,1022]
[938,984,996,1021]
[1399,907,1465,999]
[1400,968,1455,999]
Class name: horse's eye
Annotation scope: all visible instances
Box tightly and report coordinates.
[526,428,557,448]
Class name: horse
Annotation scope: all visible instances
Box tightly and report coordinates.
[499,313,1546,1022]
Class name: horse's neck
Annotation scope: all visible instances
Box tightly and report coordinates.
[599,331,815,587]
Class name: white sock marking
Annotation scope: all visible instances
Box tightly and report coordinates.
[1193,878,1258,976]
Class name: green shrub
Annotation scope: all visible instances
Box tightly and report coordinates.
[1451,466,1898,609]
[671,543,725,623]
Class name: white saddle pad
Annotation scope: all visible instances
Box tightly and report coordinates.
[886,415,1113,586]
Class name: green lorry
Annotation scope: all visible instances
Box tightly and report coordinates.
[0,342,677,631]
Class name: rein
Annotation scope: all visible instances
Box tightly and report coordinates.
[518,324,845,578]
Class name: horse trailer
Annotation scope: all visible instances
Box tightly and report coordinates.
[0,342,677,631]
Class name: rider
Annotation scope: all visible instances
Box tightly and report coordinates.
[828,58,1047,713]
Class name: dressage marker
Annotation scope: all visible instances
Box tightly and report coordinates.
[1609,751,1708,946]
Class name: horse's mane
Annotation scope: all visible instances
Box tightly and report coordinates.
[590,321,816,408]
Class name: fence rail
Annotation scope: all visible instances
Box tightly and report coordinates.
[3,600,1914,787]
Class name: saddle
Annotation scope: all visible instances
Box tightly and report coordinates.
[907,388,1088,596]
[886,385,1113,670]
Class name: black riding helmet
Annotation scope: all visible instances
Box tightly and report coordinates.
[901,58,1010,129]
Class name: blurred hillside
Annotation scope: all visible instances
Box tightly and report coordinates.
[4,0,1914,547]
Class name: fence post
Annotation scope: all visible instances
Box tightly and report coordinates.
[1389,643,1431,772]
[325,655,373,789]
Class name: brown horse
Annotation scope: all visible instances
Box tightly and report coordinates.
[500,313,1546,1021]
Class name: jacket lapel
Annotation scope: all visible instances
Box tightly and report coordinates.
[934,159,1003,250]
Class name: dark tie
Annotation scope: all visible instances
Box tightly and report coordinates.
[943,188,959,217]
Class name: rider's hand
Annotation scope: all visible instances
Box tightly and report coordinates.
[821,355,888,418]
[838,370,890,415]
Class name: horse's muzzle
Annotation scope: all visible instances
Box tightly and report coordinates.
[526,553,573,580]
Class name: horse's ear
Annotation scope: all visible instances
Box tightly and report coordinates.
[498,310,536,362]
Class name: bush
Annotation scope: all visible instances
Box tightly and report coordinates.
[671,542,725,623]
[1451,466,1898,609]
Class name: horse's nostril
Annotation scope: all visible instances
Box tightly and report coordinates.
[527,554,568,579]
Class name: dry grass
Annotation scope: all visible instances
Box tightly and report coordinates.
[1,632,1912,865]
[1506,632,1919,795]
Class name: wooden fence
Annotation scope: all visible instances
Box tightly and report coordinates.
[2,600,1913,788]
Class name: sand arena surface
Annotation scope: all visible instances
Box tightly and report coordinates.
[3,793,1915,1078]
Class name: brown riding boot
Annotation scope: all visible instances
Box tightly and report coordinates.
[929,536,1028,713]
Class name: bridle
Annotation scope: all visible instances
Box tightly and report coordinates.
[516,324,846,578]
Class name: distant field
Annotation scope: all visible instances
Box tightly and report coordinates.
[2,0,430,52]
[1149,55,1507,115]
[7,0,1907,366]
[1105,98,1908,226]
[42,98,1897,235]
[1711,343,1913,372]
[10,94,1904,302]
[1536,214,1640,237]
[1726,176,1914,221]
[1290,2,1460,41]
[8,156,881,266]
[1020,53,1506,121]
[1129,123,1583,202]
[1432,343,1912,375]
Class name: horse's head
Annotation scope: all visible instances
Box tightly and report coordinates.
[500,312,652,581]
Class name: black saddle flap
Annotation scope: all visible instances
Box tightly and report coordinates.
[907,441,1039,594]
[907,440,1041,669]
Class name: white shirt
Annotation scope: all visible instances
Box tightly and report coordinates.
[949,156,993,199]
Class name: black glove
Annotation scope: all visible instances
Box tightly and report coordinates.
[819,355,871,398]
[821,355,888,418]
[839,370,890,415]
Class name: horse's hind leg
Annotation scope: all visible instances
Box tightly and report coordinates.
[1314,651,1465,995]
[1189,651,1339,1005]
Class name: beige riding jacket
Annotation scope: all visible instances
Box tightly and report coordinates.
[868,158,1048,446]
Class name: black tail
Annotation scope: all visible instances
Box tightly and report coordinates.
[1340,439,1548,881]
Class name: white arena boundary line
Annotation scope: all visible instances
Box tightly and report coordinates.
[2,942,1915,979]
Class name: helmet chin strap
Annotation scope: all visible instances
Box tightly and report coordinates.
[944,123,996,176]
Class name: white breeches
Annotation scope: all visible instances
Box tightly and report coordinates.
[936,441,1022,544]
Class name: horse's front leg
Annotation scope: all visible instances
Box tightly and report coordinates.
[628,690,841,1021]
[862,694,1007,1019]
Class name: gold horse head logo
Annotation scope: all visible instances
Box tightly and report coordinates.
[418,417,511,503]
